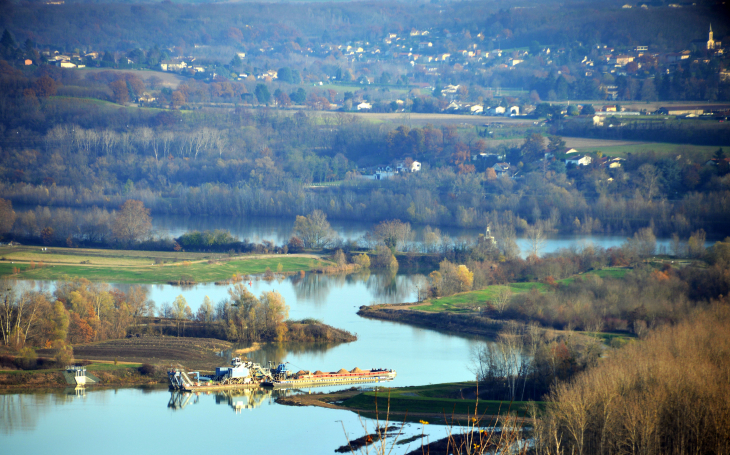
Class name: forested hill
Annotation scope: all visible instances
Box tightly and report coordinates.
[0,1,725,52]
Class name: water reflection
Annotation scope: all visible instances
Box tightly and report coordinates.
[168,388,295,414]
[1,394,44,434]
[17,270,423,315]
[0,386,456,455]
[0,388,88,434]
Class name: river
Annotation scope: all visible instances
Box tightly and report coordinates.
[0,215,691,453]
[2,272,481,454]
[151,213,684,257]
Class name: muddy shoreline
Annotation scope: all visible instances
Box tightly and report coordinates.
[357,304,505,339]
[0,368,168,392]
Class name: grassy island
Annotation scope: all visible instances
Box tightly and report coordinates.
[277,382,539,424]
[0,245,332,283]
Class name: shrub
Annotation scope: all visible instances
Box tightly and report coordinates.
[138,363,156,375]
[535,304,730,455]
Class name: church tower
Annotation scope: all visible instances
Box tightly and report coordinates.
[708,24,716,50]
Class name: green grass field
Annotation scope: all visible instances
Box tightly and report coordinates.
[416,283,547,313]
[0,246,215,266]
[586,142,725,160]
[415,268,628,313]
[578,331,636,346]
[0,246,329,283]
[341,382,539,419]
[320,82,416,97]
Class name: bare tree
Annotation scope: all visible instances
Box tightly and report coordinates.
[492,286,513,315]
[370,219,413,252]
[191,128,214,160]
[0,285,47,348]
[160,131,174,159]
[496,224,520,259]
[527,226,547,258]
[293,210,337,248]
[0,283,15,346]
[0,198,16,235]
[100,129,118,157]
[638,163,661,199]
[136,127,154,160]
[112,200,152,243]
[212,131,226,158]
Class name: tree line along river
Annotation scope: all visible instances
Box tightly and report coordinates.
[1,216,700,454]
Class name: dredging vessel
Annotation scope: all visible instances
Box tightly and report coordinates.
[262,363,397,389]
[168,357,396,392]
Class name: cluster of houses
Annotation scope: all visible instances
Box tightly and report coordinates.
[27,20,728,117]
[555,148,624,169]
[585,26,725,100]
[472,147,625,180]
[360,160,422,180]
[359,148,625,183]
[28,50,90,68]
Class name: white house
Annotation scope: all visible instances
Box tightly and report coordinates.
[400,161,420,172]
[493,162,511,178]
[491,106,506,115]
[565,155,592,166]
[442,84,460,95]
[470,105,483,114]
[139,93,157,103]
[162,61,187,72]
[509,106,520,115]
[357,102,372,110]
[609,157,624,168]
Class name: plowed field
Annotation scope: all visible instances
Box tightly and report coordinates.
[67,337,233,370]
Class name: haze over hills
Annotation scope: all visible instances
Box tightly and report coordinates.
[0,0,726,51]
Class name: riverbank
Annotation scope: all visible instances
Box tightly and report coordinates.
[358,304,507,338]
[0,245,332,283]
[0,336,230,391]
[127,317,357,344]
[1,328,356,390]
[357,267,639,342]
[0,361,168,392]
[276,382,538,424]
[415,267,629,313]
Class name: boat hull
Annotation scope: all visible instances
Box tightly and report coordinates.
[263,372,396,389]
[180,382,260,392]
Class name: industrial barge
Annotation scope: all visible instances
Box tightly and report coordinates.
[168,357,396,392]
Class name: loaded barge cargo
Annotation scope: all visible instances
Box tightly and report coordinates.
[168,358,396,392]
[263,365,396,388]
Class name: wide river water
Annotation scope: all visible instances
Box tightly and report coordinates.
[150,213,685,257]
[0,215,692,453]
[2,272,482,454]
